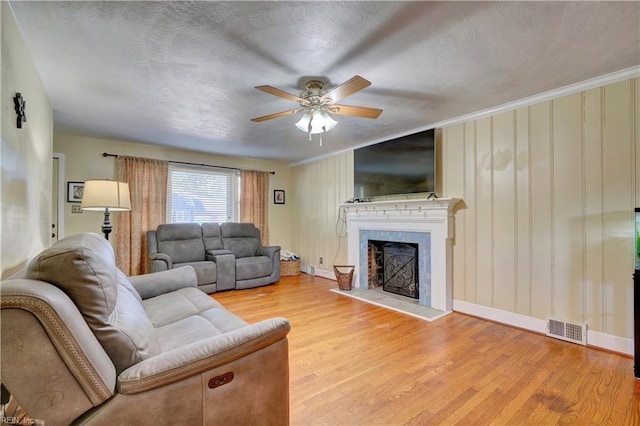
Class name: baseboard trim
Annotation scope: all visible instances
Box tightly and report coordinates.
[314,268,335,281]
[453,299,633,356]
[300,264,336,281]
[587,330,634,356]
[299,264,314,275]
[453,300,547,334]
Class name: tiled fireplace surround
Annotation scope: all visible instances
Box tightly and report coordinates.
[341,198,460,313]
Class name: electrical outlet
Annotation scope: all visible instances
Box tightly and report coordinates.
[71,205,83,214]
[319,257,323,265]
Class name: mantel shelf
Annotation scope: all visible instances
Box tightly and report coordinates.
[340,197,461,213]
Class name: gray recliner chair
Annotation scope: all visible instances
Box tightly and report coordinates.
[220,223,281,290]
[1,233,290,425]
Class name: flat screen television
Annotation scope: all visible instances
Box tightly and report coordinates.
[353,128,436,198]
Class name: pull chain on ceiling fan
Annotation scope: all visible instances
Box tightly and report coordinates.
[250,75,383,146]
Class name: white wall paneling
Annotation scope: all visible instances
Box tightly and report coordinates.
[445,78,638,342]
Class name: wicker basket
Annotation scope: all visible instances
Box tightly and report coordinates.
[333,265,355,291]
[280,259,300,276]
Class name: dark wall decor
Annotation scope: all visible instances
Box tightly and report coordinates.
[274,190,285,204]
[13,92,26,128]
[67,181,84,203]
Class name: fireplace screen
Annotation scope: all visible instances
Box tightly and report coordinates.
[382,243,419,299]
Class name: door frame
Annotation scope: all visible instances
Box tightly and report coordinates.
[53,152,66,241]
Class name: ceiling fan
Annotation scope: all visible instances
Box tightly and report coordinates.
[250,75,383,145]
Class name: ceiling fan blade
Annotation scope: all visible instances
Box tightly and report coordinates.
[255,85,304,103]
[250,109,302,122]
[321,75,371,103]
[329,104,383,119]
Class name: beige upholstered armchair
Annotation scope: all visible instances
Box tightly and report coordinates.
[0,233,290,425]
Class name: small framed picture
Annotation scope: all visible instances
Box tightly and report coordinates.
[67,181,84,203]
[274,190,285,205]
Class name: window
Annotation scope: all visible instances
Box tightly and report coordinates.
[167,164,240,224]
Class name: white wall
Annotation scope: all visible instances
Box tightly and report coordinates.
[53,134,293,249]
[1,2,54,278]
[291,152,353,275]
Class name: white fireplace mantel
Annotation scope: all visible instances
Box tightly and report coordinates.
[340,197,461,312]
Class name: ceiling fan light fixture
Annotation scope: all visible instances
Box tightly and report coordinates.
[296,110,337,135]
[253,75,379,146]
[295,113,311,132]
[318,111,338,132]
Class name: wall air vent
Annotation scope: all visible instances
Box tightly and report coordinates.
[546,318,587,345]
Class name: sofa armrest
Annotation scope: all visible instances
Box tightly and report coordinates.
[117,317,290,394]
[258,245,281,260]
[207,251,236,291]
[149,253,173,272]
[128,266,198,300]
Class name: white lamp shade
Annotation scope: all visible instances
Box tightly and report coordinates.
[317,111,337,132]
[295,113,312,132]
[309,110,337,134]
[81,180,131,211]
[295,111,337,134]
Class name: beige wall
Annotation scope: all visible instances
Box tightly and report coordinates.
[1,3,54,278]
[291,152,353,274]
[291,77,638,343]
[53,134,293,248]
[443,78,638,340]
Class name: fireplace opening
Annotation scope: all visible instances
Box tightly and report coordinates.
[367,240,419,299]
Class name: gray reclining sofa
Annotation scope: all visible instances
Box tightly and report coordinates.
[147,222,280,294]
[0,232,290,425]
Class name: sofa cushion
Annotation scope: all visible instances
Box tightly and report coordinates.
[154,308,249,352]
[142,287,248,352]
[174,261,217,286]
[157,223,205,263]
[224,238,260,258]
[236,256,272,280]
[221,223,262,258]
[25,233,159,373]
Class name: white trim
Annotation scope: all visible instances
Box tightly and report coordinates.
[453,299,633,356]
[313,268,336,281]
[291,66,640,167]
[299,264,315,276]
[587,330,634,356]
[453,300,547,334]
[300,264,338,280]
[53,152,66,241]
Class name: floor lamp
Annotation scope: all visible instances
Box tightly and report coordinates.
[81,179,131,240]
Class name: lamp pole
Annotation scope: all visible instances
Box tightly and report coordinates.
[101,208,112,240]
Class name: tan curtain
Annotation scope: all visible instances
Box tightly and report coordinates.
[115,156,168,275]
[240,170,270,244]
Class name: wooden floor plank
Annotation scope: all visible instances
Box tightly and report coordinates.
[213,274,640,425]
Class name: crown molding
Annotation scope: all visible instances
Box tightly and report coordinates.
[291,65,640,167]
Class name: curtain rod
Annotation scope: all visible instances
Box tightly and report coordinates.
[102,153,275,175]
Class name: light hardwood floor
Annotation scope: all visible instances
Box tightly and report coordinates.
[213,274,640,425]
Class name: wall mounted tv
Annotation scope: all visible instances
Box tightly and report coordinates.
[354,128,436,198]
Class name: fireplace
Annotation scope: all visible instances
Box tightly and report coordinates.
[368,240,419,298]
[361,230,430,304]
[383,242,419,298]
[341,197,460,312]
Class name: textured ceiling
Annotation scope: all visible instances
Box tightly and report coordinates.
[9,1,640,163]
